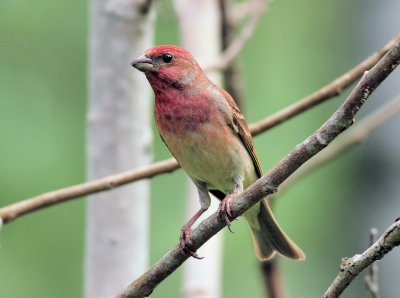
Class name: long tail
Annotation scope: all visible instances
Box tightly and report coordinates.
[243,199,305,261]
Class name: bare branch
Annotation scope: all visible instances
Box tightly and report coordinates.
[260,260,284,298]
[115,34,400,298]
[206,0,269,71]
[229,0,262,24]
[0,158,178,223]
[323,221,400,298]
[218,0,245,106]
[364,228,380,298]
[277,95,400,193]
[0,35,398,225]
[249,34,400,135]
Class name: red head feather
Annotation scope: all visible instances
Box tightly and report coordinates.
[145,45,195,60]
[140,45,208,94]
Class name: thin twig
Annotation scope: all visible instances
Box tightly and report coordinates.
[249,34,400,134]
[277,95,400,193]
[323,221,400,298]
[364,228,380,298]
[0,35,398,225]
[0,158,178,223]
[229,0,262,24]
[206,0,269,71]
[115,35,400,298]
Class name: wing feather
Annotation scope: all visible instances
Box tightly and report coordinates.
[216,86,263,178]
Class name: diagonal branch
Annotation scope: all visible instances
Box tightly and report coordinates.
[0,158,178,223]
[115,35,400,298]
[249,34,400,134]
[206,0,269,72]
[277,94,400,193]
[323,220,400,298]
[0,34,398,225]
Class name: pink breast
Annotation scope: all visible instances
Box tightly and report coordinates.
[155,90,212,133]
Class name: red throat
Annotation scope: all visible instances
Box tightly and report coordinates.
[154,87,212,133]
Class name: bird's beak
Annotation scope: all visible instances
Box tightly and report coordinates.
[131,55,154,72]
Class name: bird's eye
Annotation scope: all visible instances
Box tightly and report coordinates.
[162,53,173,63]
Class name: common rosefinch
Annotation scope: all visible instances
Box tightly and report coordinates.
[131,45,305,261]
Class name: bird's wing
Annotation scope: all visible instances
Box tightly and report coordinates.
[216,86,263,178]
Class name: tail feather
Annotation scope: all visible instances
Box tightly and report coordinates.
[244,199,305,261]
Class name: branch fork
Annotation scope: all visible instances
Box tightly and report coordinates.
[323,219,400,298]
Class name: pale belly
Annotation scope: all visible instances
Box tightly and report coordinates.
[160,122,257,193]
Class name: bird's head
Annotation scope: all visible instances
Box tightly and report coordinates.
[131,45,207,91]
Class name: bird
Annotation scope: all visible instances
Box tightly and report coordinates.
[131,45,305,261]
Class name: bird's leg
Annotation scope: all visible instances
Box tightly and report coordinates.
[180,208,206,259]
[179,181,211,259]
[218,179,243,232]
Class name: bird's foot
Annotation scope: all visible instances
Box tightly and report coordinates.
[218,194,235,233]
[179,226,203,259]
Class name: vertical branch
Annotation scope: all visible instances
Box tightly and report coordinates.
[221,1,283,296]
[219,0,244,107]
[260,260,284,298]
[364,228,380,298]
[220,1,283,297]
[174,0,223,297]
[85,0,155,297]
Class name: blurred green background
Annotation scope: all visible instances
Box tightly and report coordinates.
[1,0,399,297]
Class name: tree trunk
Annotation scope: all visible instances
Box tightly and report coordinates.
[85,1,155,297]
[174,1,223,297]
